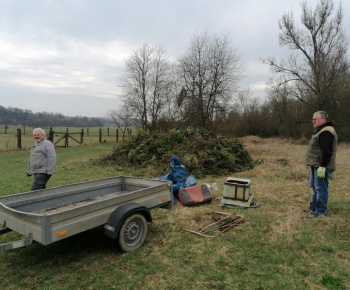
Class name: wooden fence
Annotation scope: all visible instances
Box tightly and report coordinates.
[1,125,132,149]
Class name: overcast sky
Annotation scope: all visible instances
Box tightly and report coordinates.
[0,0,349,117]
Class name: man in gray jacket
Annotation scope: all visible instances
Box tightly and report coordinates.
[28,128,57,191]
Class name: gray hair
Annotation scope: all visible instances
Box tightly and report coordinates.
[33,128,46,137]
[314,111,329,121]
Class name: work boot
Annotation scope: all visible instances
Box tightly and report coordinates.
[303,206,315,213]
[306,213,325,219]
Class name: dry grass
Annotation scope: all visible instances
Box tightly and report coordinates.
[237,137,349,238]
[169,136,350,250]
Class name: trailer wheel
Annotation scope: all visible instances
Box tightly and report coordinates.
[117,214,147,252]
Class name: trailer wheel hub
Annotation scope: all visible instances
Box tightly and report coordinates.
[124,221,142,244]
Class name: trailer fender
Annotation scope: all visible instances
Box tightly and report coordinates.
[104,203,152,239]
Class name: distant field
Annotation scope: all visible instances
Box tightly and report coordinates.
[0,125,130,150]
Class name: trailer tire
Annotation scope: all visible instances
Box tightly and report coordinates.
[117,213,147,252]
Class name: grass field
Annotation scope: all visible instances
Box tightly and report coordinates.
[0,126,128,150]
[0,137,349,289]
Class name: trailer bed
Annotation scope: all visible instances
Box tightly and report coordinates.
[0,176,172,248]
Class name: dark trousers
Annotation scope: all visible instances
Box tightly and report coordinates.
[31,173,51,191]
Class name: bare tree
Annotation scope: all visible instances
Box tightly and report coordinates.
[265,84,309,138]
[262,0,349,110]
[106,104,136,140]
[235,88,260,115]
[177,30,246,129]
[119,43,172,131]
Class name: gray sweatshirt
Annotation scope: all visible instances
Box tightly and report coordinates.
[28,139,56,175]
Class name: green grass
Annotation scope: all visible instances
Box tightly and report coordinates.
[0,143,119,195]
[0,138,349,289]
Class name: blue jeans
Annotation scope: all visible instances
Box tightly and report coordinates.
[309,167,333,215]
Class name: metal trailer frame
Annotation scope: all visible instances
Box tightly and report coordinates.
[0,176,172,252]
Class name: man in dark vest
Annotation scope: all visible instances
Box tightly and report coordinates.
[304,111,337,219]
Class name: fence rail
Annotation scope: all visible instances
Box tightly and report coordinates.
[0,125,132,150]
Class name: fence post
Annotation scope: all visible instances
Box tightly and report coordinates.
[80,129,84,144]
[99,128,102,143]
[23,125,26,135]
[65,128,69,147]
[48,127,53,142]
[5,125,8,134]
[107,127,110,137]
[116,129,119,142]
[17,128,22,149]
[87,128,89,137]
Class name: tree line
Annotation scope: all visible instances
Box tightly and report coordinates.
[0,106,104,128]
[109,0,350,142]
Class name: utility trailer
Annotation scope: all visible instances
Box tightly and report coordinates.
[0,176,172,253]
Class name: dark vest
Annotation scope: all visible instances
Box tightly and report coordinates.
[306,126,337,170]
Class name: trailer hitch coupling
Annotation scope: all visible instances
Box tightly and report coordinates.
[0,232,33,252]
